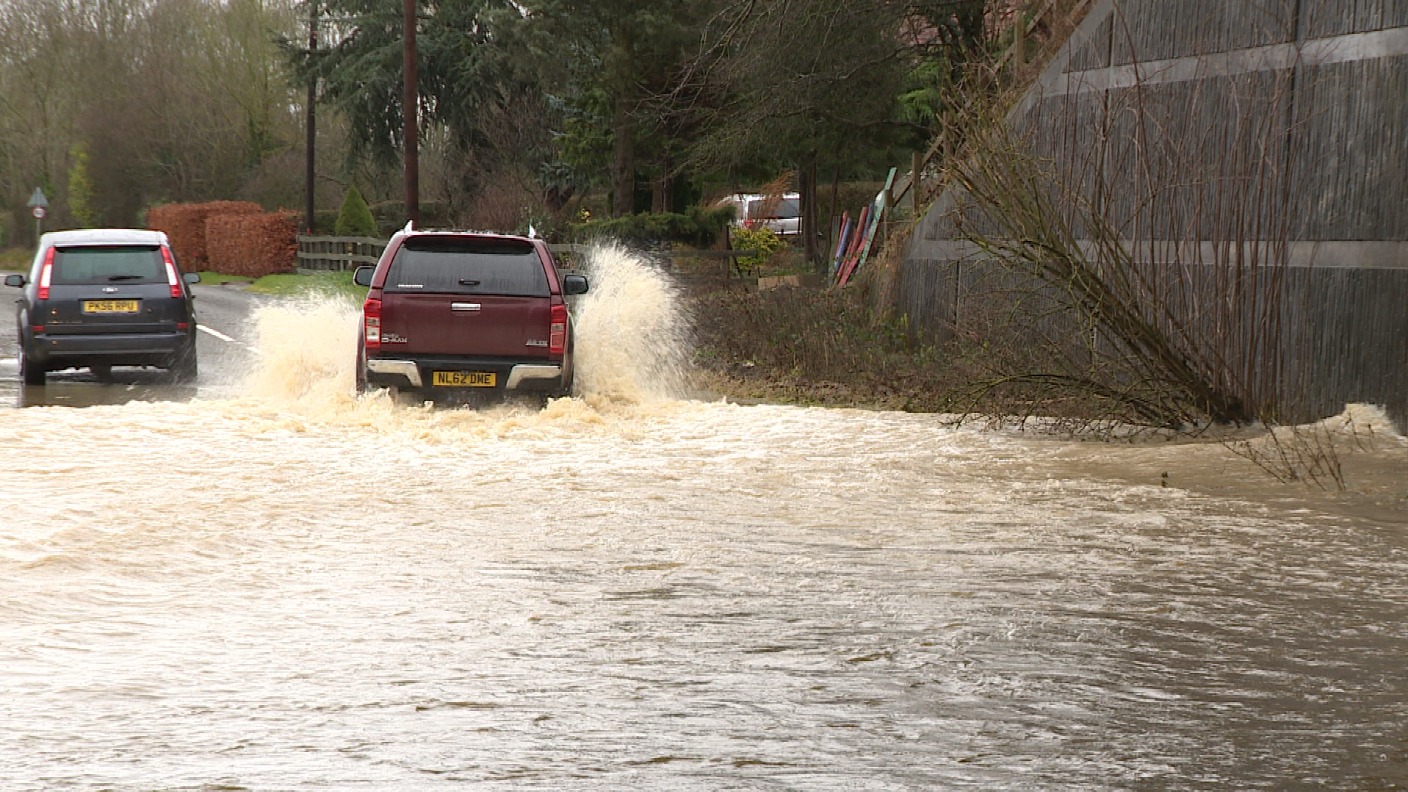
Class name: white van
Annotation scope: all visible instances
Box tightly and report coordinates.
[719,192,801,237]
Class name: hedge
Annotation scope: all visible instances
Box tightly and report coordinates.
[206,211,298,278]
[147,201,262,270]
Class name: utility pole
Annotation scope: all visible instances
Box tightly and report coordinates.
[402,0,420,226]
[305,0,318,233]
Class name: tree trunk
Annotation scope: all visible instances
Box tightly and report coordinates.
[612,97,634,216]
[800,155,821,271]
[651,158,671,213]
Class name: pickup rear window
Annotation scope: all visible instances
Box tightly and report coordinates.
[385,237,550,297]
[53,246,165,284]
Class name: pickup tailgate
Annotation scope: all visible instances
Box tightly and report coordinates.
[380,292,553,359]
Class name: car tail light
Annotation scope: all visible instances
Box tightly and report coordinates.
[549,304,567,355]
[363,297,382,351]
[161,246,182,298]
[36,248,55,300]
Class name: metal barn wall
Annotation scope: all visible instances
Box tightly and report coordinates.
[904,0,1408,431]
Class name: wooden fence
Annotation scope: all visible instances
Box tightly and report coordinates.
[296,235,385,272]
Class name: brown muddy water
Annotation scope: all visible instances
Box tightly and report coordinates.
[1,248,1405,790]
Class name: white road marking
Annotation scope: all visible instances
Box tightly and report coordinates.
[198,324,261,354]
[198,324,237,343]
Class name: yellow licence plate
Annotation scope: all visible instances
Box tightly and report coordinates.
[82,299,140,314]
[432,370,497,387]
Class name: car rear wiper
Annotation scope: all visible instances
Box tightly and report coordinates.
[107,274,144,281]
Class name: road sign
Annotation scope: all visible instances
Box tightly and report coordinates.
[32,206,46,220]
[27,187,48,209]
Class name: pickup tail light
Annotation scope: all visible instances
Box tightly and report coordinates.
[549,304,567,355]
[37,248,55,300]
[363,297,382,351]
[161,246,182,298]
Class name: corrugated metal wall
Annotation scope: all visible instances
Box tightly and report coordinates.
[903,0,1408,431]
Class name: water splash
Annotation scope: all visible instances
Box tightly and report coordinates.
[234,245,694,422]
[242,296,362,411]
[571,243,693,405]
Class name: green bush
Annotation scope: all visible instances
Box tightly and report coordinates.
[334,186,378,237]
[731,225,786,272]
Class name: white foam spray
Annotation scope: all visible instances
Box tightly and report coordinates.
[232,244,694,428]
[243,297,363,410]
[571,243,693,405]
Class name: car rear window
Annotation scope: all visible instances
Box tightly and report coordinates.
[53,245,165,285]
[384,237,550,297]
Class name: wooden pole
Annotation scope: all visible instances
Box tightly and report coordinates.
[304,1,317,233]
[402,0,420,226]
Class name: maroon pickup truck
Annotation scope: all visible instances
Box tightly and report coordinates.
[353,227,589,399]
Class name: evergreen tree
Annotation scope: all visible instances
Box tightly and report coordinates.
[67,145,98,228]
[334,185,378,237]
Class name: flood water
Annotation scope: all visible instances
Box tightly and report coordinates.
[1,248,1405,790]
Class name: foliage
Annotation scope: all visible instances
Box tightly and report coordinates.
[0,0,998,258]
[572,206,732,248]
[730,225,786,273]
[334,186,378,237]
[289,0,509,165]
[67,145,98,228]
[509,0,720,214]
[0,0,303,239]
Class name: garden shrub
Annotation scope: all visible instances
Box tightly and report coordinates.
[730,225,786,273]
[334,186,378,237]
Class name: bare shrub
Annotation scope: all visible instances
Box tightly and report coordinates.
[1222,411,1383,492]
[461,176,537,234]
[691,284,950,410]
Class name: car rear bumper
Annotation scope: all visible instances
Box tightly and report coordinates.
[365,356,568,392]
[28,331,193,366]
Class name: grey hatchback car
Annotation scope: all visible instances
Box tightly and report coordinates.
[5,229,201,385]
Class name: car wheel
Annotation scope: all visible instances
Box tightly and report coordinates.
[354,342,369,394]
[20,347,45,386]
[90,363,113,381]
[170,343,198,383]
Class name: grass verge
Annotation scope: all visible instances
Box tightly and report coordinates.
[0,247,32,271]
[201,270,366,302]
